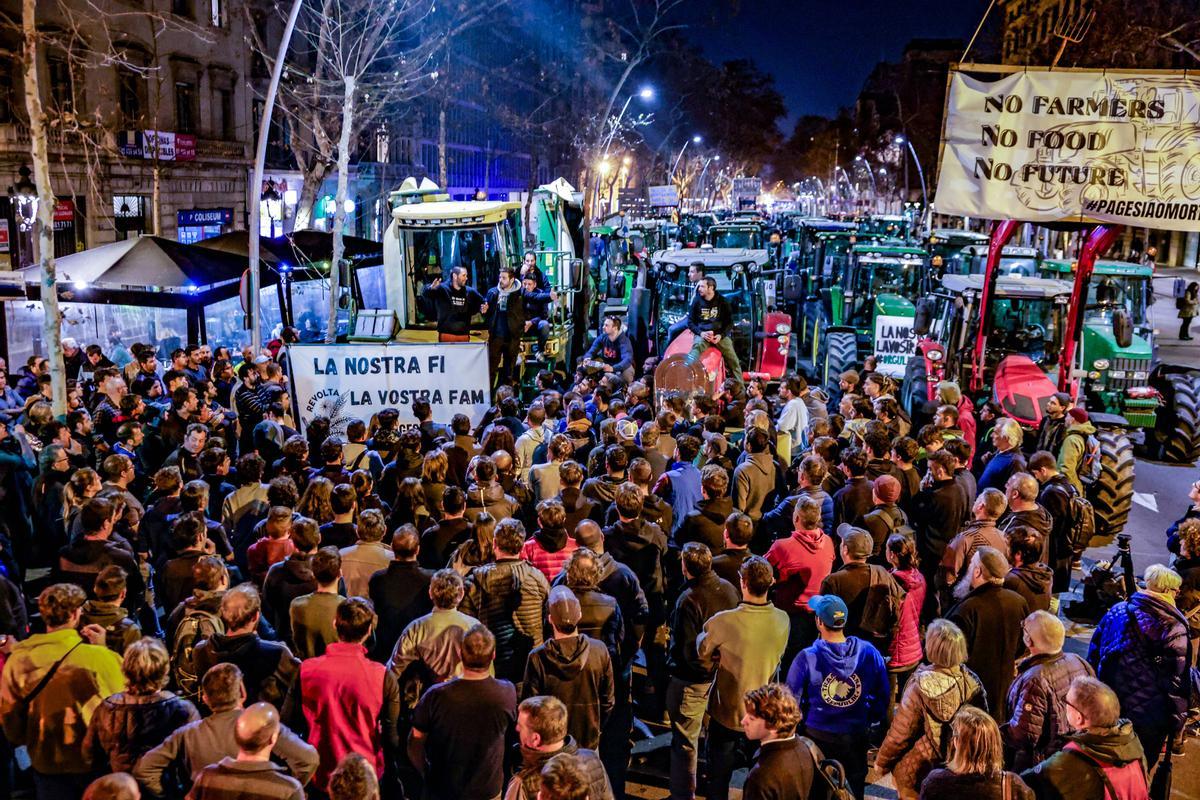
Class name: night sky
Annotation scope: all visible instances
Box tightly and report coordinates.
[691,0,991,122]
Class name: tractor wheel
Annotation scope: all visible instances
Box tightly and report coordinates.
[900,355,928,419]
[1159,373,1200,464]
[1088,428,1136,545]
[819,330,858,391]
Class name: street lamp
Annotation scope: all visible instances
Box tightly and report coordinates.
[670,135,703,180]
[894,134,928,228]
[602,85,655,157]
[854,155,878,210]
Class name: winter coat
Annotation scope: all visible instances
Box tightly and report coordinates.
[602,493,674,536]
[957,396,978,464]
[889,568,926,669]
[603,517,668,597]
[946,582,1030,723]
[761,485,835,540]
[193,631,300,708]
[1005,564,1054,614]
[1001,506,1055,564]
[368,560,434,662]
[83,690,200,774]
[668,570,740,683]
[522,634,615,750]
[461,557,551,681]
[697,601,790,730]
[1058,421,1096,495]
[656,459,703,535]
[1088,591,1191,734]
[766,528,836,613]
[505,738,613,800]
[742,737,815,800]
[941,519,1009,588]
[465,480,518,523]
[677,496,734,553]
[553,584,625,668]
[787,636,890,737]
[875,664,986,800]
[819,562,906,648]
[0,628,126,775]
[1179,283,1199,318]
[919,769,1033,800]
[977,448,1026,493]
[520,526,577,580]
[54,536,145,609]
[1021,721,1149,800]
[590,553,649,658]
[913,479,967,563]
[79,599,141,655]
[1004,650,1095,771]
[262,554,316,645]
[734,451,776,521]
[419,516,472,569]
[834,475,875,528]
[388,607,480,695]
[1038,473,1078,591]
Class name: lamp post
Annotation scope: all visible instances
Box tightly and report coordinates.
[854,155,878,212]
[602,86,654,158]
[894,135,928,230]
[697,154,720,213]
[8,165,38,268]
[670,135,702,181]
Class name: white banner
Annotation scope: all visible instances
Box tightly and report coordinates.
[936,69,1200,231]
[648,185,679,207]
[873,314,915,377]
[287,342,491,433]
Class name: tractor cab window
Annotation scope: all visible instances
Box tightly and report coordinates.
[398,223,506,325]
[989,297,1065,364]
[709,228,762,250]
[998,256,1039,277]
[1087,276,1149,325]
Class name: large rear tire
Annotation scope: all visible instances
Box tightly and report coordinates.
[1159,373,1200,464]
[1088,428,1135,545]
[900,355,928,420]
[819,330,858,391]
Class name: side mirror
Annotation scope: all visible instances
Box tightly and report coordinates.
[337,259,352,287]
[569,258,585,290]
[913,298,934,336]
[1112,307,1133,349]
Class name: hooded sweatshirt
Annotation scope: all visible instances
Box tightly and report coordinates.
[1021,721,1149,800]
[1005,563,1054,612]
[522,634,615,750]
[733,451,776,521]
[765,529,835,612]
[79,599,141,655]
[520,526,578,580]
[786,636,890,737]
[1059,420,1097,494]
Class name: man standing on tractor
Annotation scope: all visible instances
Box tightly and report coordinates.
[581,315,635,384]
[484,267,525,389]
[686,277,744,391]
[423,266,488,343]
[522,275,557,359]
[666,263,706,344]
[521,251,549,291]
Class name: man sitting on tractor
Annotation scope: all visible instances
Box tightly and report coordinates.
[580,314,635,384]
[686,276,744,391]
[522,275,557,359]
[666,263,706,344]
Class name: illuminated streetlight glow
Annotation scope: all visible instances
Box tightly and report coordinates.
[597,160,612,176]
[638,86,655,100]
[692,135,703,143]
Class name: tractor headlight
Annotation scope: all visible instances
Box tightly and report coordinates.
[665,263,678,274]
[928,350,943,362]
[1110,370,1126,380]
[1092,359,1110,370]
[1133,371,1148,381]
[733,263,745,274]
[1088,371,1102,380]
[775,322,791,335]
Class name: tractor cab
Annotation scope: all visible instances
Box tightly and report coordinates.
[959,243,1042,277]
[706,223,765,251]
[840,245,925,331]
[857,214,912,243]
[925,228,989,276]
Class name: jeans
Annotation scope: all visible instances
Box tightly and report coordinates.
[666,677,711,799]
[705,719,752,800]
[601,665,635,800]
[1181,317,1194,340]
[527,318,551,351]
[686,334,744,388]
[1134,722,1170,772]
[806,727,870,800]
[666,318,689,345]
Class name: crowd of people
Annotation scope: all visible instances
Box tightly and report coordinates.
[0,321,1193,800]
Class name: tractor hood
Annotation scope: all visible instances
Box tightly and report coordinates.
[875,294,915,316]
[651,248,769,268]
[1082,322,1153,363]
[993,354,1059,427]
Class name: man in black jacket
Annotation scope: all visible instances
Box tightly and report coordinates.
[685,277,743,391]
[418,487,471,569]
[833,447,874,530]
[262,517,320,645]
[55,497,146,614]
[521,274,556,357]
[506,695,614,800]
[484,266,525,389]
[819,528,905,650]
[194,584,300,707]
[522,586,615,751]
[369,526,434,661]
[912,450,967,619]
[1029,451,1078,595]
[422,266,487,342]
[711,512,754,595]
[677,464,733,553]
[665,542,739,799]
[741,683,814,800]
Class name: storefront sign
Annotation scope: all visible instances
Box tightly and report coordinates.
[873,314,915,377]
[288,342,491,433]
[178,208,232,227]
[936,67,1200,231]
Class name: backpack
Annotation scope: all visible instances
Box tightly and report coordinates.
[1067,487,1097,551]
[171,606,224,699]
[1067,430,1102,485]
[868,505,915,541]
[859,564,905,645]
[798,736,855,800]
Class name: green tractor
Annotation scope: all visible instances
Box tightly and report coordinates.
[857,213,915,244]
[1041,258,1200,464]
[795,242,925,389]
[925,228,989,276]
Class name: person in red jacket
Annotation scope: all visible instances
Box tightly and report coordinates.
[765,495,835,670]
[281,597,399,793]
[885,533,926,719]
[521,499,578,580]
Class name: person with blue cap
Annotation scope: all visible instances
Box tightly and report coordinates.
[786,594,889,800]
